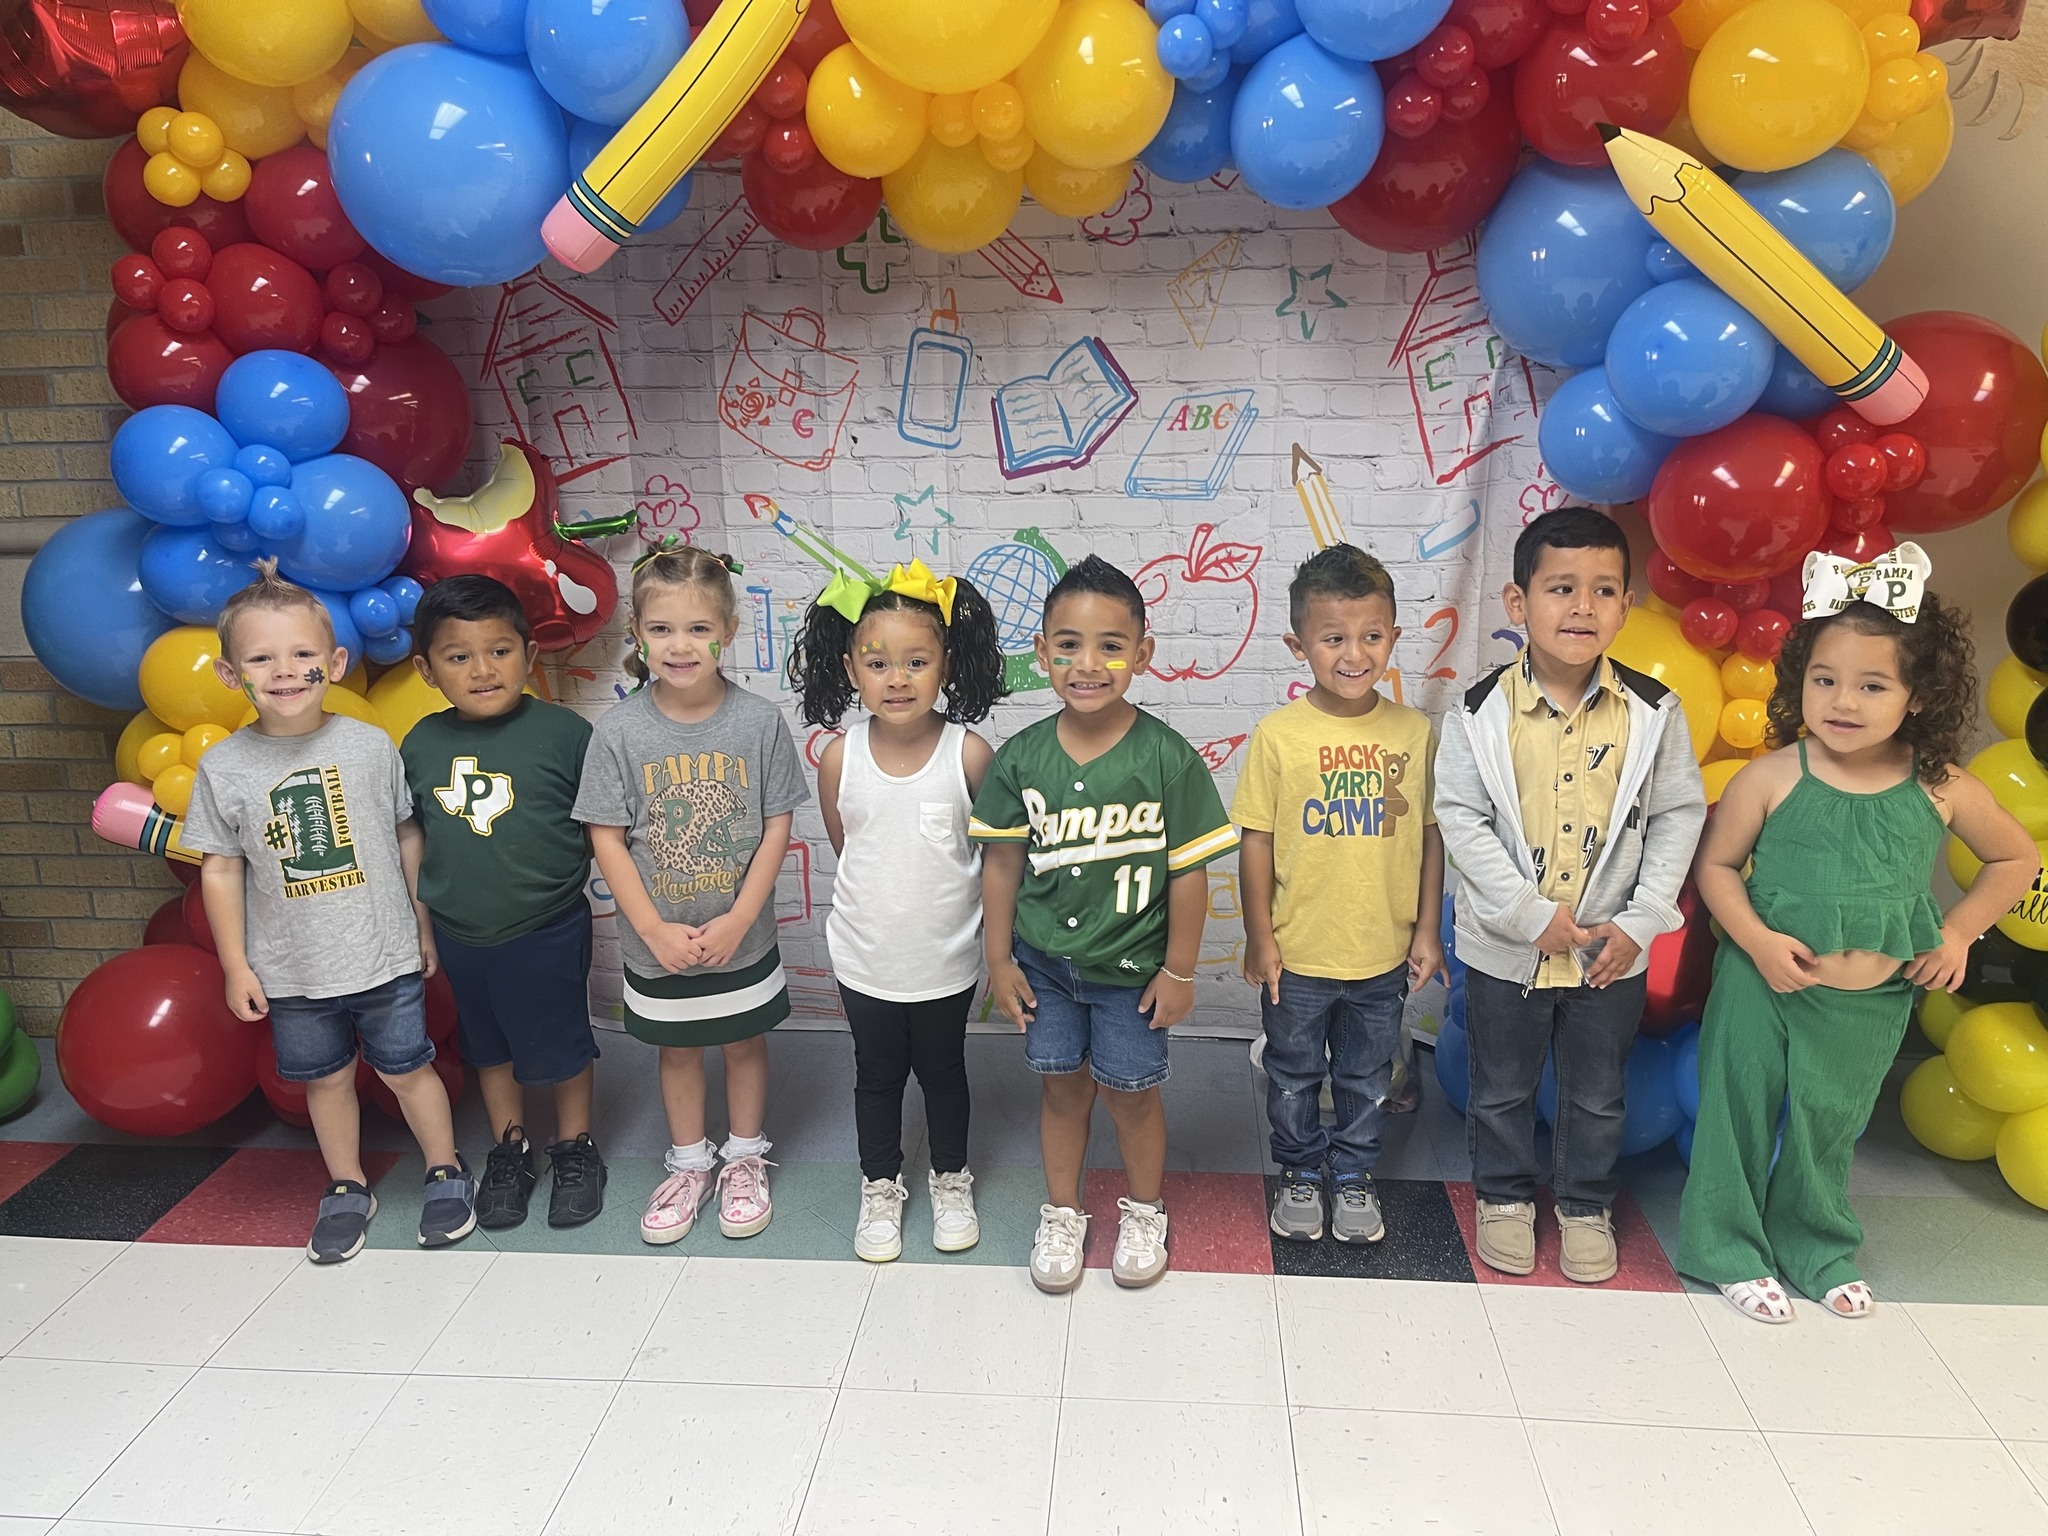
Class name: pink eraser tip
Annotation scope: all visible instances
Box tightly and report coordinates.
[92,781,152,843]
[543,199,619,274]
[1854,352,1929,428]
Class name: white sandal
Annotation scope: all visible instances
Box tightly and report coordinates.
[1823,1281,1873,1318]
[1720,1277,1795,1324]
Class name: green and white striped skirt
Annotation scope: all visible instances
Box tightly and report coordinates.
[623,946,791,1048]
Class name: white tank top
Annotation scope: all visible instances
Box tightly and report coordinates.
[827,718,984,1002]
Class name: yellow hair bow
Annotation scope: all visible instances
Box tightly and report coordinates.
[814,558,958,626]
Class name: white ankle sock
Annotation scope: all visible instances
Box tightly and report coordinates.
[665,1139,716,1174]
[721,1133,770,1161]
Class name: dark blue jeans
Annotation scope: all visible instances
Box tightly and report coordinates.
[1261,964,1408,1182]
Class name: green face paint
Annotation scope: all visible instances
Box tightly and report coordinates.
[709,640,722,661]
[240,675,257,702]
[1051,656,1075,667]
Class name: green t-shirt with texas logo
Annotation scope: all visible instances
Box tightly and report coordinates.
[401,696,595,947]
[970,708,1239,985]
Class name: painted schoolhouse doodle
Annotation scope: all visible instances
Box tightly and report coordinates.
[1418,497,1479,561]
[836,210,911,294]
[1136,523,1262,683]
[482,273,637,488]
[963,527,1068,694]
[980,231,1062,302]
[1389,235,1540,487]
[1124,389,1258,501]
[892,486,955,558]
[634,473,701,549]
[897,289,975,451]
[1082,167,1154,246]
[1166,233,1243,349]
[1291,444,1348,549]
[1275,262,1348,341]
[991,337,1137,480]
[717,309,859,473]
[653,196,761,325]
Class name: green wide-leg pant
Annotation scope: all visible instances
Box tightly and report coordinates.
[1677,941,1912,1300]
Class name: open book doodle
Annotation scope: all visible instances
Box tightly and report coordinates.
[990,337,1137,480]
[1124,389,1258,500]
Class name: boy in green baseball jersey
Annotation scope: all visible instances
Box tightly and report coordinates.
[971,556,1238,1294]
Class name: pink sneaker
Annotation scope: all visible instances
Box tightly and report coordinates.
[641,1168,714,1245]
[718,1155,775,1238]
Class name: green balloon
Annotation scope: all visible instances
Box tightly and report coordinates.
[0,1030,39,1121]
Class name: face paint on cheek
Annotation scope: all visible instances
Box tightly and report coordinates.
[304,666,325,685]
[1051,656,1074,667]
[1105,660,1128,671]
[239,675,257,702]
[708,641,722,661]
[858,641,885,656]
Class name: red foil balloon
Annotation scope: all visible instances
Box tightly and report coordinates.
[1448,0,1548,67]
[1641,879,1714,1033]
[1882,311,2048,534]
[1329,78,1519,253]
[106,311,232,409]
[327,332,474,495]
[207,242,323,354]
[1512,16,1686,166]
[103,137,250,252]
[742,149,884,252]
[0,0,184,139]
[243,144,369,272]
[1648,413,1829,582]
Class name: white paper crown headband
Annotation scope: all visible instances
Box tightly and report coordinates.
[1801,542,1932,624]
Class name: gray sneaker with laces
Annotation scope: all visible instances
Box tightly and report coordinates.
[1331,1175,1385,1244]
[1269,1175,1325,1242]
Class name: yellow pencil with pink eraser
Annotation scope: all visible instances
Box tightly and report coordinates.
[93,781,199,864]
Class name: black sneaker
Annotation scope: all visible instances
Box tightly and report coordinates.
[309,1179,376,1264]
[477,1126,537,1230]
[419,1156,477,1248]
[546,1132,608,1228]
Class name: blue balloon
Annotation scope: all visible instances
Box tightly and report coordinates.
[110,406,239,526]
[1734,148,1895,293]
[1476,161,1656,370]
[329,44,570,288]
[383,574,425,623]
[1199,0,1250,48]
[217,520,261,552]
[215,350,351,463]
[1536,1035,1685,1156]
[568,119,693,236]
[421,0,528,53]
[1230,33,1382,209]
[1604,279,1776,437]
[350,585,401,640]
[22,509,175,711]
[1144,71,1242,181]
[1669,1021,1701,1120]
[138,524,256,625]
[308,587,365,663]
[1675,1116,1693,1165]
[248,486,305,543]
[197,468,255,525]
[526,0,689,125]
[1230,0,1303,63]
[1644,240,1695,283]
[1147,0,1196,18]
[1159,13,1217,77]
[1754,347,1833,420]
[273,454,412,591]
[1185,50,1234,90]
[1299,0,1453,61]
[235,442,292,488]
[1540,366,1677,504]
[365,626,415,666]
[1433,1018,1470,1114]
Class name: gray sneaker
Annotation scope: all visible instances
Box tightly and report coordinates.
[1269,1175,1325,1242]
[1331,1176,1385,1244]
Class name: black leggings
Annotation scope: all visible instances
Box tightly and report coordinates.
[840,983,974,1181]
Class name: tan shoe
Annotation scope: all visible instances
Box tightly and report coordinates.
[1475,1199,1536,1276]
[1558,1207,1618,1284]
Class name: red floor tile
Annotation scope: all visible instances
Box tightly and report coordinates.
[142,1148,404,1247]
[1445,1182,1680,1293]
[0,1141,71,1205]
[1080,1170,1273,1276]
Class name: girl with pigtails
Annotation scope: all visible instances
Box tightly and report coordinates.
[788,559,1007,1262]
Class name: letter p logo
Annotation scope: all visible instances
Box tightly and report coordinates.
[434,756,514,835]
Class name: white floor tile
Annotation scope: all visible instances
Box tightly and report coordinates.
[634,1258,872,1388]
[1903,1302,2048,1439]
[544,1380,832,1536]
[0,1358,192,1518]
[51,1526,280,1536]
[1691,1294,1992,1438]
[1526,1420,1811,1536]
[212,1249,496,1375]
[2006,1441,2048,1505]
[841,1263,1067,1397]
[1062,1269,1284,1406]
[302,1374,616,1536]
[70,1367,400,1531]
[0,1238,124,1355]
[797,1389,1057,1536]
[1279,1275,1515,1415]
[0,1520,52,1535]
[1292,1407,1555,1535]
[1769,1432,2048,1535]
[15,1244,297,1367]
[415,1253,681,1380]
[1050,1399,1301,1536]
[1482,1286,1750,1430]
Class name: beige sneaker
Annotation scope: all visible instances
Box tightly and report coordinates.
[1475,1199,1537,1276]
[1558,1207,1619,1284]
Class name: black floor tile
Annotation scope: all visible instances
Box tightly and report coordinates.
[1265,1176,1476,1283]
[0,1143,238,1240]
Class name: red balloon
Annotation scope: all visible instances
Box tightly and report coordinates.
[208,242,323,354]
[1680,595,1738,649]
[1440,68,1492,120]
[761,119,818,173]
[1824,442,1886,499]
[56,946,262,1136]
[1512,17,1686,166]
[1641,879,1713,1032]
[328,333,474,494]
[1830,493,1886,531]
[106,311,232,410]
[710,100,769,160]
[320,310,375,365]
[1584,0,1650,50]
[157,276,214,334]
[1766,563,1804,619]
[754,58,809,119]
[359,250,451,305]
[1811,405,1874,453]
[742,149,885,252]
[254,1036,313,1128]
[166,854,197,886]
[243,144,368,272]
[149,226,211,279]
[1385,74,1443,136]
[1329,78,1519,253]
[180,876,216,952]
[1883,311,2048,533]
[425,967,459,1047]
[788,0,849,72]
[0,0,185,139]
[323,260,384,318]
[104,137,251,252]
[142,894,192,946]
[1646,548,1707,606]
[1448,0,1548,67]
[1714,577,1770,612]
[684,0,721,24]
[1737,606,1791,662]
[111,253,163,310]
[368,300,417,344]
[1820,522,1897,562]
[357,1040,465,1120]
[1873,431,1926,490]
[1416,24,1476,84]
[1547,0,1589,13]
[1648,414,1829,582]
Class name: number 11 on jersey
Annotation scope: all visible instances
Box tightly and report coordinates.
[1112,864,1154,914]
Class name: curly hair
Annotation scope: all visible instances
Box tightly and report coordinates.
[1765,591,1975,784]
[787,579,1007,727]
[624,546,739,685]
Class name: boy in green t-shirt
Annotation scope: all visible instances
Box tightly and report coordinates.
[401,575,605,1231]
[1233,546,1447,1247]
[970,557,1238,1294]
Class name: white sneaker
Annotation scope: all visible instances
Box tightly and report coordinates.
[854,1176,908,1262]
[928,1168,980,1252]
[1030,1203,1089,1294]
[1112,1196,1169,1288]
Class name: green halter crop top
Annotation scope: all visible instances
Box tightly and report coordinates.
[1745,740,1947,960]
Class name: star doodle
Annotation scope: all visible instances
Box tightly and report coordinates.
[1276,263,1349,341]
[891,485,955,558]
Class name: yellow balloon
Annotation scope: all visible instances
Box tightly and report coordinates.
[883,137,1023,252]
[144,152,202,205]
[806,43,930,178]
[347,0,440,45]
[1839,109,1894,150]
[1825,0,1907,24]
[928,92,980,148]
[140,626,248,733]
[137,732,184,783]
[1863,54,1934,122]
[1900,1056,2007,1160]
[167,110,225,166]
[1023,148,1129,216]
[136,105,177,154]
[982,128,1036,170]
[1673,0,1752,50]
[2007,481,2048,571]
[115,708,173,786]
[179,53,306,158]
[1015,0,1174,170]
[837,0,1058,94]
[1720,651,1775,702]
[1919,988,1973,1052]
[1659,97,1722,165]
[1700,756,1747,805]
[1718,696,1768,750]
[1689,0,1869,172]
[1999,864,2048,951]
[1859,88,1950,204]
[1606,605,1727,760]
[1947,1001,2048,1113]
[974,80,1025,140]
[290,46,373,149]
[1860,11,1918,61]
[151,763,197,816]
[200,150,252,200]
[235,682,389,737]
[180,722,231,767]
[1995,1103,2048,1208]
[180,0,353,88]
[1947,831,1982,889]
[1987,654,2047,740]
[334,663,370,695]
[366,666,451,745]
[1967,738,2048,839]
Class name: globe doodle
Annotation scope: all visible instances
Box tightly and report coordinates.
[965,532,1062,652]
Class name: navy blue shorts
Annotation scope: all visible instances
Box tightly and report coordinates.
[434,900,599,1086]
[268,972,434,1082]
[1013,938,1170,1093]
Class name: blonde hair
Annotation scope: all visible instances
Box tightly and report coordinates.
[625,546,740,684]
[215,558,335,659]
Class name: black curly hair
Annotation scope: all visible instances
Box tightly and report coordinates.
[1765,592,1975,785]
[787,579,1007,727]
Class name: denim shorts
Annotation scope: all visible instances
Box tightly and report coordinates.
[267,971,435,1082]
[435,900,599,1086]
[1013,939,1170,1093]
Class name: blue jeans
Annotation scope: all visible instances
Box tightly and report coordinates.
[1013,939,1170,1092]
[267,971,434,1082]
[1261,964,1408,1182]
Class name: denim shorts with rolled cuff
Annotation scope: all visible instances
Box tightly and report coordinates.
[267,971,435,1082]
[1013,938,1170,1093]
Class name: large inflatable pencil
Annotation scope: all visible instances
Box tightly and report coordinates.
[93,781,199,865]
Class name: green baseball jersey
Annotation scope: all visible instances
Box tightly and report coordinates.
[970,708,1239,984]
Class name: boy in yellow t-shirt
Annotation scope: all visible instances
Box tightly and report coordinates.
[1233,546,1447,1246]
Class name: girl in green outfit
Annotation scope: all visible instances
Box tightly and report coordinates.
[1680,545,2037,1324]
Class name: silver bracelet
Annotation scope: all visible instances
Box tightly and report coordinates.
[1157,965,1195,984]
